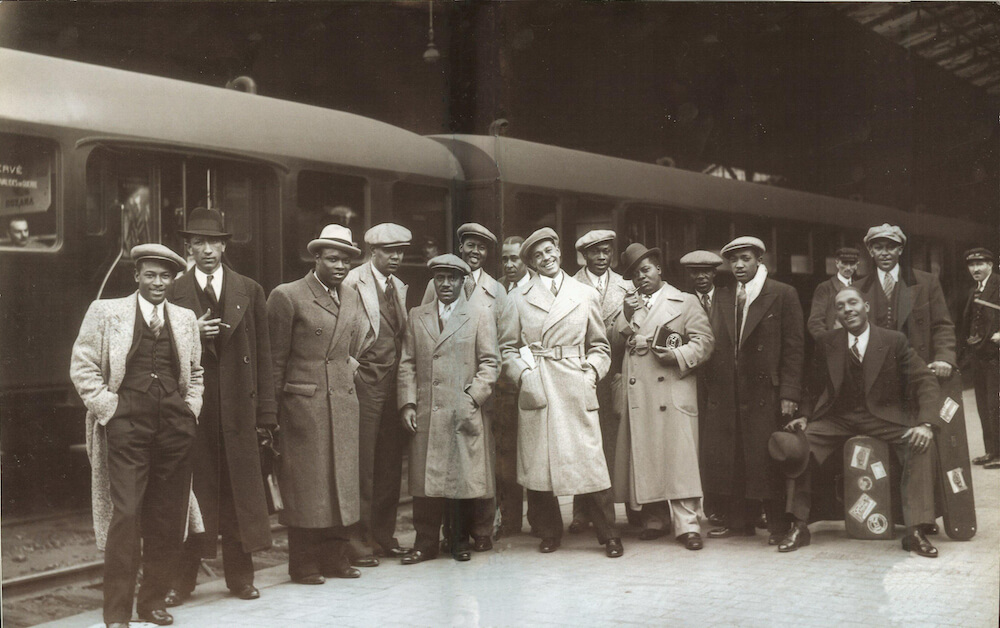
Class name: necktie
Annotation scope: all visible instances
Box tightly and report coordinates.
[736,283,747,345]
[550,278,559,296]
[850,336,862,365]
[700,292,711,313]
[331,284,340,306]
[383,278,399,329]
[205,273,219,309]
[438,306,446,332]
[882,271,895,300]
[642,293,652,308]
[150,304,163,338]
[465,275,476,299]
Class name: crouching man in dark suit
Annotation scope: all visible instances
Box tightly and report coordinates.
[779,286,942,558]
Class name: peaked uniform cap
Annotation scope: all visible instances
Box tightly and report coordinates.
[964,247,994,263]
[457,223,497,245]
[365,223,412,248]
[863,223,906,246]
[721,236,766,257]
[520,227,560,264]
[428,253,471,275]
[131,243,186,273]
[308,224,362,257]
[575,229,616,252]
[835,247,861,262]
[679,250,724,268]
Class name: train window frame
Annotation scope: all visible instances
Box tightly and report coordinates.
[0,132,61,253]
[296,169,369,263]
[390,180,451,267]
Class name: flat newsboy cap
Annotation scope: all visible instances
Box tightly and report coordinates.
[364,223,412,248]
[575,229,616,252]
[965,247,995,264]
[768,429,811,480]
[679,250,724,268]
[620,242,661,280]
[427,253,471,275]
[864,223,906,246]
[308,224,362,257]
[457,223,497,245]
[835,247,861,262]
[721,236,766,257]
[179,207,231,239]
[131,243,186,273]
[520,227,560,264]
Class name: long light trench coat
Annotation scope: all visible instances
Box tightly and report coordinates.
[398,297,499,499]
[612,284,714,507]
[500,273,612,495]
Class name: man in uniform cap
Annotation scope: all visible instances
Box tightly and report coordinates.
[566,229,632,534]
[857,224,956,378]
[500,227,624,557]
[701,236,805,546]
[165,208,276,604]
[71,243,204,627]
[267,224,368,583]
[398,254,499,563]
[343,223,414,560]
[960,248,1000,469]
[807,247,861,340]
[679,249,725,525]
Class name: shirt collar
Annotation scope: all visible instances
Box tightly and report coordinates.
[514,271,532,289]
[438,298,457,317]
[312,271,336,296]
[979,269,992,290]
[644,284,665,308]
[194,265,223,291]
[697,287,715,300]
[877,265,900,283]
[585,267,606,290]
[539,270,564,293]
[136,292,161,323]
[370,263,390,290]
[837,272,852,286]
[469,268,482,286]
[849,323,871,359]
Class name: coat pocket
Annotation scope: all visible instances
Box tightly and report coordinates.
[583,369,600,411]
[518,368,547,410]
[283,382,317,397]
[671,380,698,416]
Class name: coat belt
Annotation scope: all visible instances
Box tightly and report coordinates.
[530,344,585,360]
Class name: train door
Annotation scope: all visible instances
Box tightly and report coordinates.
[390,181,451,308]
[620,204,696,288]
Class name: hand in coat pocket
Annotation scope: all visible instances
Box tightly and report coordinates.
[458,394,482,437]
[518,368,547,410]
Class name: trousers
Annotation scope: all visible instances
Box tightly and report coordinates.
[527,489,615,544]
[356,376,407,552]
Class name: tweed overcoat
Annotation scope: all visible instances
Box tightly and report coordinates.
[398,297,499,498]
[267,272,365,528]
[70,293,205,550]
[500,273,612,495]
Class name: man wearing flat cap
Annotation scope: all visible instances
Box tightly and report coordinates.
[71,244,204,627]
[807,247,861,340]
[566,229,632,534]
[960,248,1000,469]
[701,236,805,546]
[499,227,624,557]
[398,254,499,564]
[857,224,956,378]
[267,224,368,584]
[343,222,414,560]
[165,208,276,604]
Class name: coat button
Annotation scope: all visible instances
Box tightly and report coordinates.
[348,388,353,395]
[434,355,440,360]
[629,378,636,385]
[328,388,333,395]
[315,329,323,335]
[757,345,764,352]
[243,356,250,364]
[759,400,766,407]
[250,391,256,398]
[659,405,667,411]
[657,376,665,382]
[433,380,440,386]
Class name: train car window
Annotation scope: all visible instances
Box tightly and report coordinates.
[573,198,617,268]
[297,170,367,261]
[392,182,449,264]
[512,192,557,237]
[775,222,814,275]
[0,133,57,251]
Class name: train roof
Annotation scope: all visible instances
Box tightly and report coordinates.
[0,48,461,180]
[429,134,981,241]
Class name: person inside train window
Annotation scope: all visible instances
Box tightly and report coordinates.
[856,224,956,379]
[779,286,942,558]
[807,247,861,340]
[420,237,440,262]
[500,236,532,293]
[3,216,46,248]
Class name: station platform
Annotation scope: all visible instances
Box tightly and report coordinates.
[45,390,999,628]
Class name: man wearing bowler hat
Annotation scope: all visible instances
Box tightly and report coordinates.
[807,247,861,340]
[267,224,368,583]
[499,227,623,557]
[567,230,632,534]
[343,223,414,560]
[780,286,942,557]
[71,244,203,627]
[701,236,804,546]
[165,208,276,604]
[960,248,1000,469]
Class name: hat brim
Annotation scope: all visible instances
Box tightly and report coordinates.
[622,248,661,280]
[768,430,811,479]
[307,239,362,257]
[179,229,232,239]
[576,236,615,253]
[135,254,186,273]
[520,236,559,265]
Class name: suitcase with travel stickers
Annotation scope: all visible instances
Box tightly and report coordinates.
[842,435,895,540]
[934,371,976,541]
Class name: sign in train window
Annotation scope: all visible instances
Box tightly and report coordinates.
[0,133,56,250]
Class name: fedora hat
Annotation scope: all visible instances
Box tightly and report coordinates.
[179,207,231,239]
[768,429,811,479]
[308,224,362,257]
[620,243,661,280]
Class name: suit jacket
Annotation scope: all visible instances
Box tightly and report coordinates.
[344,261,408,358]
[574,267,632,379]
[807,275,850,340]
[960,271,1000,365]
[804,325,941,428]
[267,272,366,528]
[168,266,276,552]
[398,298,499,499]
[857,266,956,366]
[70,293,204,550]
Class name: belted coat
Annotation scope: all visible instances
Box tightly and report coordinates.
[398,297,499,499]
[500,273,612,495]
[267,272,365,528]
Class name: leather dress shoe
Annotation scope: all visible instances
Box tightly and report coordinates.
[293,574,326,585]
[473,536,493,552]
[755,511,768,530]
[567,520,588,534]
[137,609,173,626]
[401,549,437,565]
[778,522,811,553]
[985,459,1000,470]
[605,538,624,558]
[638,528,665,541]
[323,565,361,579]
[972,454,996,465]
[539,538,560,553]
[767,532,784,546]
[106,623,129,628]
[677,532,703,550]
[232,584,260,600]
[707,525,756,539]
[706,513,726,527]
[452,549,472,562]
[902,528,938,558]
[386,546,413,558]
[921,523,939,536]
[163,588,187,608]
[351,555,380,568]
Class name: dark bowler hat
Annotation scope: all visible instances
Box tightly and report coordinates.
[620,243,661,281]
[835,247,860,262]
[768,429,811,479]
[964,247,995,264]
[179,207,231,239]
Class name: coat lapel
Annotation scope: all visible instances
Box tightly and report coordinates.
[218,268,249,347]
[542,275,578,335]
[863,326,889,393]
[825,332,846,395]
[418,305,440,343]
[357,264,380,335]
[437,303,470,347]
[740,280,778,347]
[522,276,553,314]
[895,272,917,330]
[110,295,137,390]
[640,285,682,333]
[715,286,736,346]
